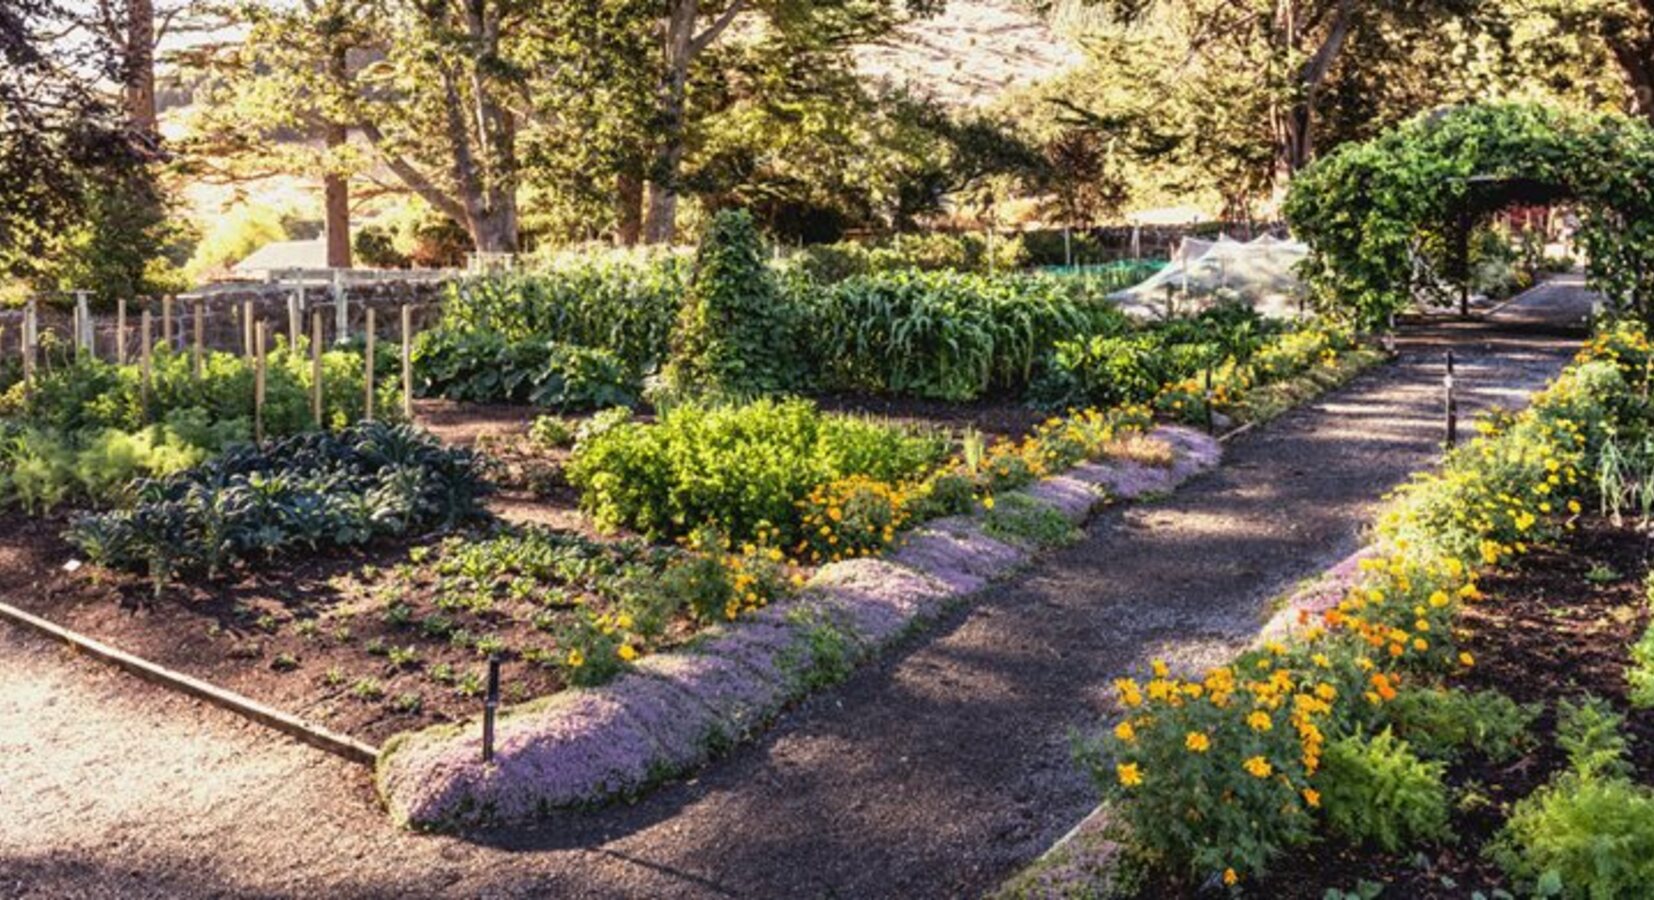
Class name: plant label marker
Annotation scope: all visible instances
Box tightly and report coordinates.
[401,304,413,421]
[116,298,127,365]
[255,322,268,443]
[483,655,501,763]
[363,308,376,422]
[1444,351,1458,450]
[311,312,324,426]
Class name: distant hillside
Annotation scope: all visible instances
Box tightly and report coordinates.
[853,0,1084,109]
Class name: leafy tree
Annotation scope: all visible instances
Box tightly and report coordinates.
[0,0,174,299]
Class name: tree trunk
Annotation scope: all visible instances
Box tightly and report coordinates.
[324,45,352,269]
[643,0,697,245]
[1275,0,1355,178]
[616,168,644,246]
[126,0,157,135]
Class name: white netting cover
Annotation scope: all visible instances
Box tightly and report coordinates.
[1109,234,1310,319]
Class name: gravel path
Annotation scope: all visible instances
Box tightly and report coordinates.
[0,279,1594,899]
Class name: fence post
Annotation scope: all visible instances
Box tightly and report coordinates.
[311,312,324,427]
[401,304,413,421]
[1444,351,1458,450]
[116,298,128,365]
[73,290,92,355]
[333,270,349,343]
[289,286,303,348]
[162,295,174,350]
[363,307,376,422]
[243,300,255,360]
[194,299,205,379]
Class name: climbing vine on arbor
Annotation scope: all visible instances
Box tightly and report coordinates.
[1285,103,1654,329]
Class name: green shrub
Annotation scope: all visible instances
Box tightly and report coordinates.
[528,415,576,450]
[1628,624,1654,708]
[412,330,637,410]
[1380,686,1538,763]
[1490,701,1654,900]
[566,398,943,545]
[1317,730,1450,853]
[665,209,803,398]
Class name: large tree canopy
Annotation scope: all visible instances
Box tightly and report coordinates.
[1286,102,1654,327]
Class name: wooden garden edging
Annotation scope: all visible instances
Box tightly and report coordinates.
[0,598,380,766]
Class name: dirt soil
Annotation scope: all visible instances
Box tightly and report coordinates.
[1253,518,1654,899]
[0,278,1597,899]
[0,511,569,747]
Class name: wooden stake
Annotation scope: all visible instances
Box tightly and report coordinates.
[162,295,174,349]
[311,312,323,427]
[255,322,267,443]
[116,298,127,365]
[193,299,205,379]
[244,300,255,360]
[401,304,413,421]
[22,299,36,395]
[140,310,153,414]
[363,307,376,423]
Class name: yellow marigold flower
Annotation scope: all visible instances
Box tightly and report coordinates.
[1303,788,1321,808]
[1223,868,1238,886]
[1428,590,1450,608]
[1242,756,1272,779]
[1459,651,1475,667]
[1186,731,1211,753]
[1115,678,1143,708]
[1117,762,1142,787]
[1152,658,1169,678]
[1315,683,1337,701]
[566,648,585,668]
[1311,653,1331,668]
[1413,637,1429,652]
[983,496,996,510]
[1247,711,1272,732]
[617,644,638,662]
[1114,721,1136,742]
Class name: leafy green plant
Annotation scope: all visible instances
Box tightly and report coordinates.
[1380,686,1538,763]
[65,422,491,589]
[567,398,943,544]
[982,493,1081,549]
[1317,730,1450,853]
[1490,700,1654,900]
[529,415,575,449]
[413,331,638,410]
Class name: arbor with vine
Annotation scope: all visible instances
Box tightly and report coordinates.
[1286,102,1654,329]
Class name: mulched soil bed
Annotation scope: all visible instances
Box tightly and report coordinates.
[0,509,563,747]
[0,398,1039,753]
[1248,517,1654,899]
